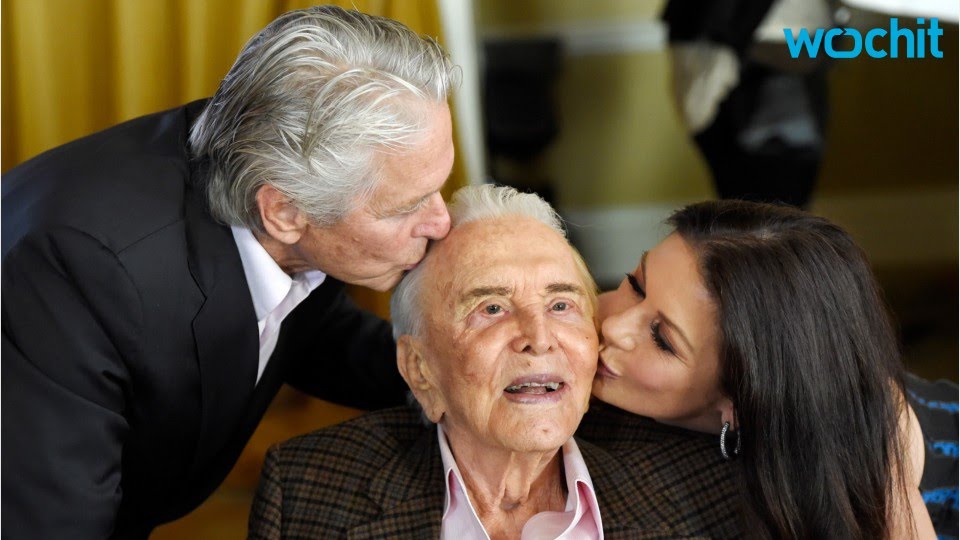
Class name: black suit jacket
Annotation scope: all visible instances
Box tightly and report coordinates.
[1,101,408,539]
[248,405,743,539]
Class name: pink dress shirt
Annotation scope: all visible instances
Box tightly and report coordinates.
[438,424,603,540]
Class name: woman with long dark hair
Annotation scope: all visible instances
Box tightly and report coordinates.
[592,199,937,539]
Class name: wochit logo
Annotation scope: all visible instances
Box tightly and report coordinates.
[784,18,944,59]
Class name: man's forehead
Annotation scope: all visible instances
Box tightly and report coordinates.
[426,221,581,293]
[429,218,560,264]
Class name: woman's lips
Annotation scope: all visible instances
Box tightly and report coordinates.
[596,356,619,379]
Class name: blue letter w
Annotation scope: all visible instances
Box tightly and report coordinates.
[784,28,825,58]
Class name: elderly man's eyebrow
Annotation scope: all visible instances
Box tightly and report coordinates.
[545,282,585,295]
[459,283,584,305]
[459,286,512,304]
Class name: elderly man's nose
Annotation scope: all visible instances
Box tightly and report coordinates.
[512,312,555,355]
[412,193,450,240]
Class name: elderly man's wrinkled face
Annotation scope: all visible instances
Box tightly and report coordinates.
[401,217,598,454]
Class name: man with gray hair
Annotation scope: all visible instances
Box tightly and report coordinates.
[2,6,456,538]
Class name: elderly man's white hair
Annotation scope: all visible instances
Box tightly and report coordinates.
[391,184,590,341]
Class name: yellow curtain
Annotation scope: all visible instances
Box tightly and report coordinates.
[2,0,455,170]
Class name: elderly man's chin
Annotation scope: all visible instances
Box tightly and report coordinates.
[496,418,579,454]
[492,402,588,453]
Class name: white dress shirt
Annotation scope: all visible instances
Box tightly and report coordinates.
[438,424,603,540]
[230,226,325,384]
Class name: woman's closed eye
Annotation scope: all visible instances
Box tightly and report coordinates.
[650,320,674,354]
[623,272,673,354]
[626,273,645,297]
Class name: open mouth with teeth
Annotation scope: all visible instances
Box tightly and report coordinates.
[504,382,564,394]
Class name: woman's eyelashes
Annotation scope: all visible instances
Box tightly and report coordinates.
[650,320,674,354]
[626,273,645,297]
[624,273,674,355]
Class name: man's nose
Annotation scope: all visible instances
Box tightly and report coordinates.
[511,310,556,355]
[412,193,451,240]
[600,308,638,352]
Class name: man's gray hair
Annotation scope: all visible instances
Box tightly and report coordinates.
[391,184,569,341]
[188,5,458,230]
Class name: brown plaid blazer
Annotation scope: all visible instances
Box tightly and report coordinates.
[248,404,743,539]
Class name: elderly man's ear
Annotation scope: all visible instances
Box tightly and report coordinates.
[396,335,444,423]
[257,185,309,244]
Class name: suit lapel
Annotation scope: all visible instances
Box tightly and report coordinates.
[348,428,445,539]
[578,438,681,539]
[183,174,259,473]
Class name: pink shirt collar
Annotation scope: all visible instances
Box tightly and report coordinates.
[437,424,603,540]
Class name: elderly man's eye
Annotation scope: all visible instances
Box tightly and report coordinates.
[398,196,429,215]
[551,301,569,312]
[484,304,503,315]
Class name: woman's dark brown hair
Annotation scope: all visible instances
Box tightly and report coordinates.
[668,200,909,539]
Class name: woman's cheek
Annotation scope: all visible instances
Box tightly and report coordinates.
[624,352,669,393]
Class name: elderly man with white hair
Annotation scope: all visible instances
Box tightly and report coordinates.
[249,185,743,539]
